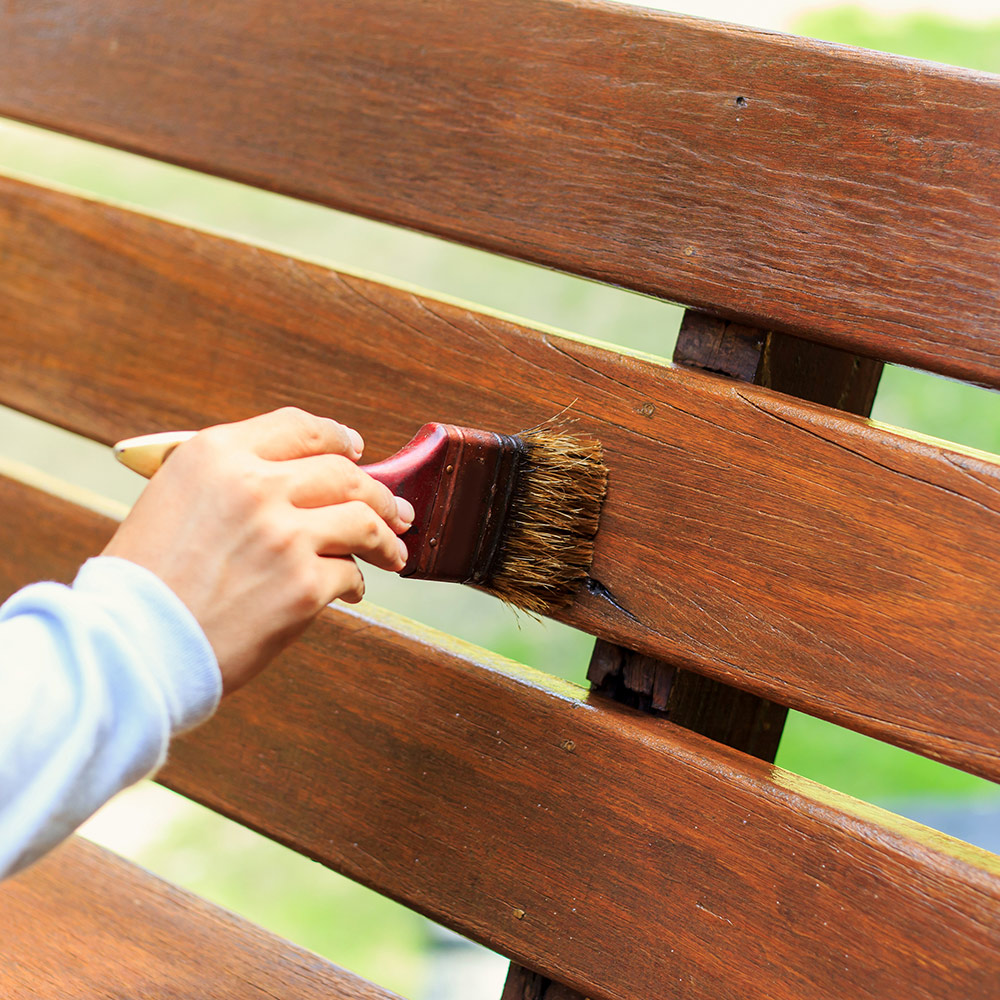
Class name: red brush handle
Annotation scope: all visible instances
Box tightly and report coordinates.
[361,422,519,584]
[361,423,462,578]
[360,423,451,507]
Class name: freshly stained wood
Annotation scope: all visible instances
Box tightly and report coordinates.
[0,474,115,595]
[1,178,1000,780]
[599,314,885,757]
[0,838,402,1000]
[1,477,997,998]
[153,603,1000,1000]
[1,1,998,385]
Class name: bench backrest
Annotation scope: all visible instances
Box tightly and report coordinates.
[0,3,998,998]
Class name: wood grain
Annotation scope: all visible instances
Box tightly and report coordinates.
[595,313,884,754]
[589,315,883,757]
[675,312,885,414]
[1,477,998,999]
[1,1,997,385]
[0,838,402,999]
[126,585,1000,999]
[1,177,999,779]
[510,317,876,1000]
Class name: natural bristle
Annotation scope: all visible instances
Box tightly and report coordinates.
[483,425,608,615]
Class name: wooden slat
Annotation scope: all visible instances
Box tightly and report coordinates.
[1,177,1000,779]
[0,480,998,1000]
[505,315,886,1000]
[1,1,998,385]
[0,838,402,999]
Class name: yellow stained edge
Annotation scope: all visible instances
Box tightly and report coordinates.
[0,454,129,522]
[0,163,672,369]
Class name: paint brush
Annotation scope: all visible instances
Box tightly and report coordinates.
[113,422,608,614]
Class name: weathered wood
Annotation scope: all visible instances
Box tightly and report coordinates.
[588,637,788,761]
[673,314,767,383]
[676,312,885,413]
[150,599,1000,1000]
[509,311,880,1000]
[1,179,998,778]
[1,3,998,385]
[0,838,402,999]
[501,964,581,1000]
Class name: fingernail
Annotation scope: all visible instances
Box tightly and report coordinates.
[347,428,364,456]
[395,496,415,524]
[397,537,409,565]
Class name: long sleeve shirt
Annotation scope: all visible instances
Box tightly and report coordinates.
[0,556,220,879]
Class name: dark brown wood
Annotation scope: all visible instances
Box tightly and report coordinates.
[1,178,1000,779]
[143,593,1000,1000]
[676,312,885,414]
[1,2,998,386]
[0,838,402,999]
[2,179,999,779]
[501,965,580,1000]
[673,314,767,383]
[589,312,885,758]
[1,477,998,999]
[509,312,880,1000]
[588,636,788,761]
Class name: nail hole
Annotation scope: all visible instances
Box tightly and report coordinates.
[735,96,748,108]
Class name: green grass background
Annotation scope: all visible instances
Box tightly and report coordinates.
[1,6,999,996]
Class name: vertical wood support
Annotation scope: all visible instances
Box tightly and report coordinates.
[500,312,883,999]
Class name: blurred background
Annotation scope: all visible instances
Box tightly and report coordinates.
[2,2,999,996]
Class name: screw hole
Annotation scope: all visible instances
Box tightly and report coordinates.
[735,95,748,108]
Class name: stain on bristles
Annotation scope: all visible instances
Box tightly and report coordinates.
[483,422,608,616]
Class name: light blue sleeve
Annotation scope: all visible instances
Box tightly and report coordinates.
[0,556,221,879]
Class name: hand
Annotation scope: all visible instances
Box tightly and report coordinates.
[102,408,414,693]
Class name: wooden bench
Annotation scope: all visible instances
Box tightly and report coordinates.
[1,2,998,997]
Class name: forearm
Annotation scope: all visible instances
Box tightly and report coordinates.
[0,557,220,879]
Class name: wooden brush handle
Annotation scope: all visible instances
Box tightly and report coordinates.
[113,431,197,478]
[112,427,449,496]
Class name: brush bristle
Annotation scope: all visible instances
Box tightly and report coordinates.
[482,425,608,615]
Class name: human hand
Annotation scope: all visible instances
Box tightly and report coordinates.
[103,408,414,693]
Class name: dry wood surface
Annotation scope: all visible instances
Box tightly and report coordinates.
[1,1,998,385]
[1,176,999,779]
[0,837,402,999]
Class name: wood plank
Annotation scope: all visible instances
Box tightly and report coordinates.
[506,315,878,1000]
[0,1,998,386]
[1,478,998,999]
[0,838,403,999]
[1,177,999,780]
[590,314,883,756]
[136,589,1000,1000]
[675,312,885,414]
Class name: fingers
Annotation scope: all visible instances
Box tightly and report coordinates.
[281,454,415,533]
[217,407,365,462]
[319,555,366,605]
[305,501,409,572]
